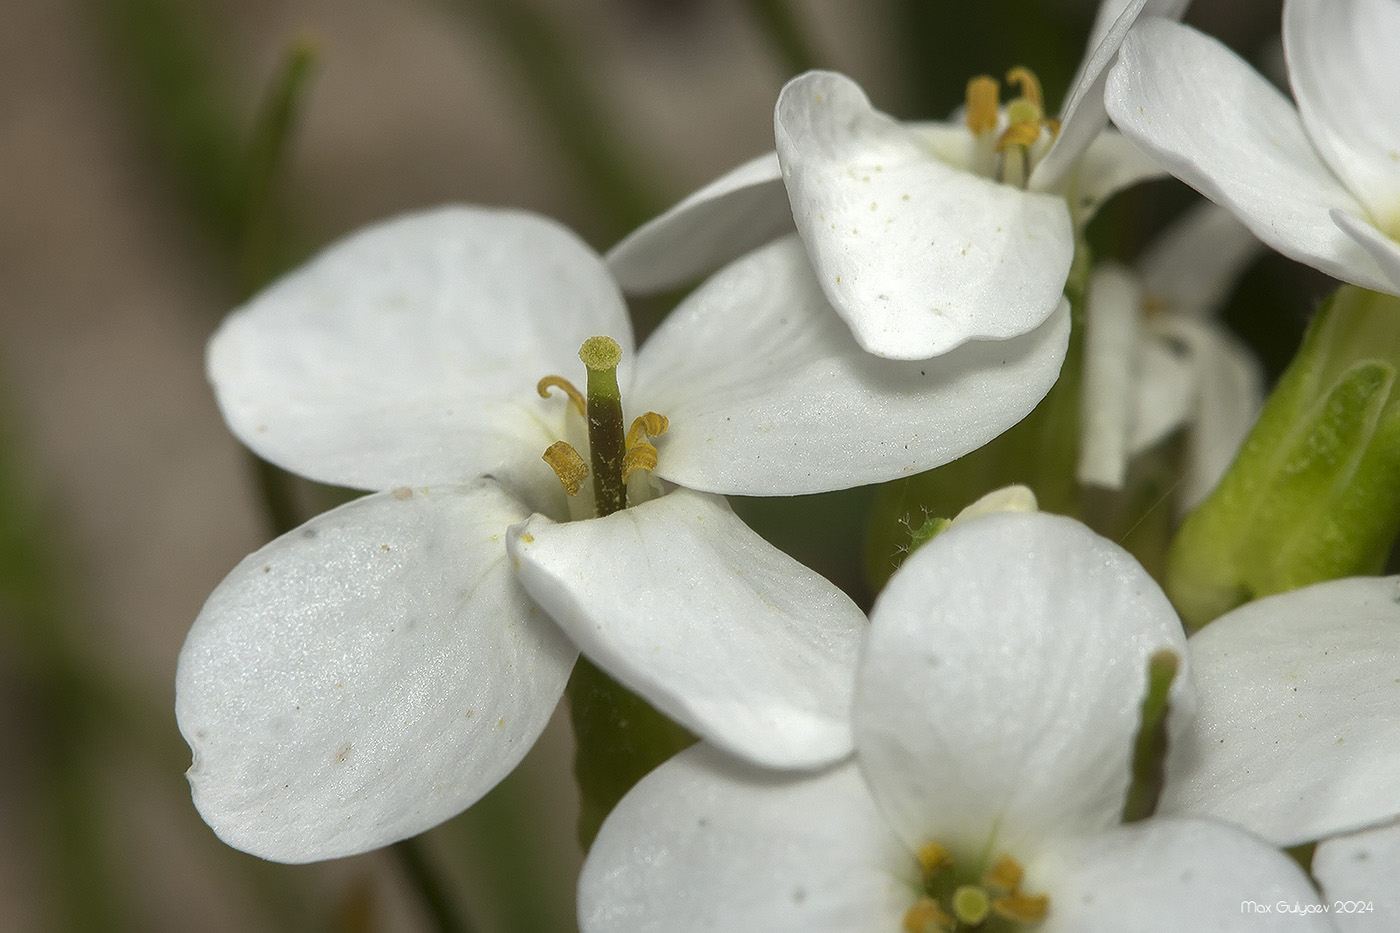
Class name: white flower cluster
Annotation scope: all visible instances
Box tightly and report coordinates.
[177,0,1400,929]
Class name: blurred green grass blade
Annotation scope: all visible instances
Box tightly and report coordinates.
[240,37,319,295]
[738,0,820,76]
[89,0,245,250]
[439,0,664,240]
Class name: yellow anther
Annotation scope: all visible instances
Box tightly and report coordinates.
[621,443,658,482]
[951,885,991,925]
[981,854,1025,893]
[996,120,1044,152]
[1006,65,1044,110]
[916,841,953,885]
[542,440,589,496]
[1043,116,1061,137]
[626,411,669,450]
[536,375,586,417]
[965,75,1000,136]
[902,898,953,933]
[993,891,1050,923]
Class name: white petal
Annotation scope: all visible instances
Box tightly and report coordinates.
[1149,316,1264,511]
[580,745,913,933]
[1106,19,1399,294]
[854,512,1192,857]
[1060,128,1166,222]
[1035,0,1189,191]
[1160,576,1400,846]
[1332,209,1400,295]
[1127,338,1195,455]
[1315,819,1400,932]
[1037,818,1331,932]
[506,488,865,769]
[1285,0,1400,229]
[775,71,1073,359]
[630,236,1070,495]
[208,206,634,495]
[605,152,792,294]
[1079,263,1143,489]
[1137,201,1265,319]
[175,483,577,863]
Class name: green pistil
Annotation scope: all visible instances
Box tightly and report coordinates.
[579,336,627,517]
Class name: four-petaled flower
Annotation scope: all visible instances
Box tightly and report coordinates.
[176,205,1067,862]
[606,0,1188,360]
[1107,0,1400,296]
[580,512,1400,932]
[1078,201,1265,509]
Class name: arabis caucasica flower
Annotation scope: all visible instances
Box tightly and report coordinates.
[1079,201,1264,507]
[177,206,1067,862]
[606,0,1187,360]
[580,511,1390,931]
[1107,0,1400,295]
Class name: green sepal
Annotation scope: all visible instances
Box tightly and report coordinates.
[1122,649,1179,823]
[567,658,695,850]
[1167,286,1400,629]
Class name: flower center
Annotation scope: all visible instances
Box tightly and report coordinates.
[536,336,668,517]
[902,843,1048,932]
[963,67,1060,188]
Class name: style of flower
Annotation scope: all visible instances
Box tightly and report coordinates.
[605,0,1188,360]
[1106,0,1400,296]
[176,205,1069,862]
[1079,201,1265,509]
[580,512,1400,932]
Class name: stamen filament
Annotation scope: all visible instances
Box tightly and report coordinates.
[537,375,586,417]
[542,441,589,496]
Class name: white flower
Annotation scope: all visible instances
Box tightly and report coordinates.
[1078,201,1265,509]
[177,206,1068,862]
[1106,0,1400,296]
[1157,575,1400,849]
[580,512,1338,932]
[605,0,1188,360]
[1314,818,1400,932]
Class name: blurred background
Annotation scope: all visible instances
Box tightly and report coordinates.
[0,0,1312,929]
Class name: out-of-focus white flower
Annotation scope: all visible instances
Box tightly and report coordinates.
[606,0,1188,360]
[1314,819,1400,932]
[1078,202,1265,508]
[580,513,1341,932]
[1107,0,1400,295]
[177,206,1068,863]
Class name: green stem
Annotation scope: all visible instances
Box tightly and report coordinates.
[392,838,476,933]
[567,658,695,850]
